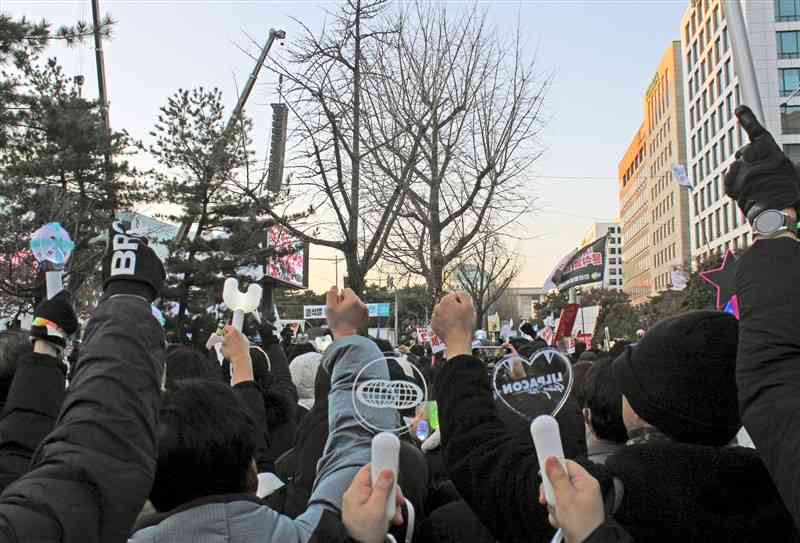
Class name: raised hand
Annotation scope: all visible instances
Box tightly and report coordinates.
[102,221,165,302]
[326,286,369,339]
[342,464,404,543]
[431,291,476,358]
[222,325,253,385]
[724,105,800,220]
[538,458,605,543]
[30,290,79,355]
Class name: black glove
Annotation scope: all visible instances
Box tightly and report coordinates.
[30,290,79,351]
[102,221,165,302]
[724,105,800,221]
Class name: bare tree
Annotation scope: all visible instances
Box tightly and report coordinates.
[365,2,549,300]
[239,0,425,296]
[452,234,519,329]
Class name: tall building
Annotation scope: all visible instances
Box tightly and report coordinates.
[620,42,693,305]
[580,222,624,292]
[619,126,651,304]
[681,0,800,262]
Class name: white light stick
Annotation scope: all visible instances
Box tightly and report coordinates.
[371,432,400,523]
[222,277,263,331]
[45,270,63,300]
[531,415,565,506]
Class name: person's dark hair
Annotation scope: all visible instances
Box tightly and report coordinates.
[150,379,257,512]
[0,330,29,403]
[410,345,426,359]
[573,360,594,407]
[286,342,316,363]
[608,340,631,360]
[164,345,220,389]
[583,357,628,443]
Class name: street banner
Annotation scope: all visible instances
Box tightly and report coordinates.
[555,236,608,291]
[303,305,326,319]
[555,304,580,343]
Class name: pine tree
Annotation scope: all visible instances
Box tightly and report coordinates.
[0,14,134,317]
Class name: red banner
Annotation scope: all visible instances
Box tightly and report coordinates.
[577,333,593,347]
[555,304,580,343]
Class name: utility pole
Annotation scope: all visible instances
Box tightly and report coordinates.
[91,0,112,187]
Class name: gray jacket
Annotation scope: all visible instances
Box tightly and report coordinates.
[131,334,393,543]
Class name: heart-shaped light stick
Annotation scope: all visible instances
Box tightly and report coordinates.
[222,277,263,331]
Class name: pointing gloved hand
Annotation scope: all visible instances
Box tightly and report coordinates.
[724,105,800,221]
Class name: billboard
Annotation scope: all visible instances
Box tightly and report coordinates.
[554,236,607,291]
[265,225,309,289]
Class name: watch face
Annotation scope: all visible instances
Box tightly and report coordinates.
[755,210,786,234]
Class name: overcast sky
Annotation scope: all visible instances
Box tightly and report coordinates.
[6,0,688,291]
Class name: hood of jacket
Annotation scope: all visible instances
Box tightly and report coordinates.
[129,494,349,543]
[603,441,800,542]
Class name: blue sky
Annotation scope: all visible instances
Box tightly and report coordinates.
[6,0,688,291]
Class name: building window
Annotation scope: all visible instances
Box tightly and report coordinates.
[726,93,732,120]
[700,187,706,211]
[714,37,721,63]
[715,210,721,239]
[723,203,730,233]
[780,68,800,96]
[720,135,727,162]
[732,204,739,228]
[728,127,735,155]
[695,223,701,249]
[782,105,800,134]
[714,177,720,201]
[724,60,731,88]
[777,0,800,22]
[713,6,720,30]
[778,31,800,59]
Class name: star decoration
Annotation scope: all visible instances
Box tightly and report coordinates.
[699,249,739,312]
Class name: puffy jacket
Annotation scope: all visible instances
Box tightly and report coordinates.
[0,352,67,492]
[129,495,352,543]
[736,237,800,530]
[0,294,165,542]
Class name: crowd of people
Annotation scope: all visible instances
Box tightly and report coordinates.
[0,105,796,542]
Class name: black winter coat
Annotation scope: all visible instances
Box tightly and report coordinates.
[736,237,800,531]
[0,352,67,492]
[435,354,799,543]
[0,294,164,542]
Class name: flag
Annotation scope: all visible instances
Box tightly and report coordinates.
[538,326,554,346]
[670,270,689,291]
[672,164,692,188]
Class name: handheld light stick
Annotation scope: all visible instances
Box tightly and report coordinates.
[531,414,565,506]
[371,432,400,522]
[222,277,263,331]
[30,223,74,299]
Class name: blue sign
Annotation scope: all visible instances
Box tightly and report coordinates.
[367,303,392,318]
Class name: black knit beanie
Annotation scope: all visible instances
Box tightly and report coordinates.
[612,311,740,447]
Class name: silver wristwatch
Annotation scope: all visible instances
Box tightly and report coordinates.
[751,209,796,239]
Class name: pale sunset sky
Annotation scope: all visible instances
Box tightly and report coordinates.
[7,0,688,291]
